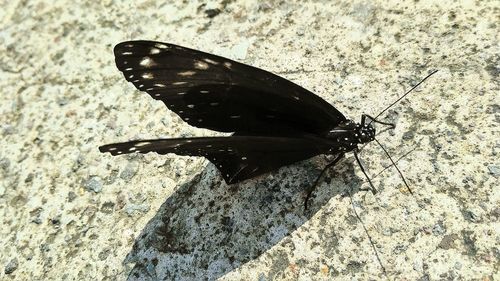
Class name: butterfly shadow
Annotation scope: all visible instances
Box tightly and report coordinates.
[124,157,362,280]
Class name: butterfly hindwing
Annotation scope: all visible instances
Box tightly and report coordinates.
[99,136,333,184]
[114,41,346,134]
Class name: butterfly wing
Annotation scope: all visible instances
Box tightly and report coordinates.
[99,136,333,184]
[114,41,346,135]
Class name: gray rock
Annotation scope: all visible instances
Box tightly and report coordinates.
[0,157,10,171]
[120,162,139,181]
[124,203,150,216]
[487,165,500,177]
[83,176,103,193]
[432,220,447,235]
[4,258,18,274]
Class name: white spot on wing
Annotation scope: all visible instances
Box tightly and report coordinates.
[142,73,154,79]
[223,62,232,69]
[125,67,133,71]
[154,83,166,87]
[194,61,209,70]
[178,71,196,76]
[177,92,186,95]
[293,96,300,100]
[139,57,155,67]
[128,147,137,152]
[187,104,195,108]
[129,74,134,78]
[135,141,152,147]
[241,157,247,160]
[122,51,133,55]
[173,82,187,85]
[108,147,117,151]
[124,44,134,48]
[150,48,160,54]
[155,43,169,49]
[200,90,209,94]
[203,58,219,65]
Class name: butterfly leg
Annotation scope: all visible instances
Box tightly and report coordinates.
[353,150,377,194]
[304,153,344,211]
[373,138,413,195]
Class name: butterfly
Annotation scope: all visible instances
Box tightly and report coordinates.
[99,40,437,208]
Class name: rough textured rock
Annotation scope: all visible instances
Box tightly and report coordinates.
[0,0,498,280]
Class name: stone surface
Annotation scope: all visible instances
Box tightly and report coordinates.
[0,0,498,280]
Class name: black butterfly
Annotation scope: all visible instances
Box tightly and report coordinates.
[99,40,436,207]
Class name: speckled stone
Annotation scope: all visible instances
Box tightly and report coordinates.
[0,0,498,280]
[4,258,18,275]
[82,176,103,193]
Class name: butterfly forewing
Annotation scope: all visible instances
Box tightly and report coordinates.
[99,136,334,184]
[114,41,346,135]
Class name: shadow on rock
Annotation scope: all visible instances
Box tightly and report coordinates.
[124,156,360,280]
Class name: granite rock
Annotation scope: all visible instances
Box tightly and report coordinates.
[0,0,498,280]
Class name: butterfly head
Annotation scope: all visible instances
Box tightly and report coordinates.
[327,120,376,152]
[355,122,376,144]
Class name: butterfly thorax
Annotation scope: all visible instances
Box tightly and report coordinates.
[326,120,376,152]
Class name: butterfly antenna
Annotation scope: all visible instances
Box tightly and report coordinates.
[353,150,377,194]
[372,145,417,180]
[371,70,438,123]
[374,138,413,195]
[347,189,388,277]
[304,153,344,211]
